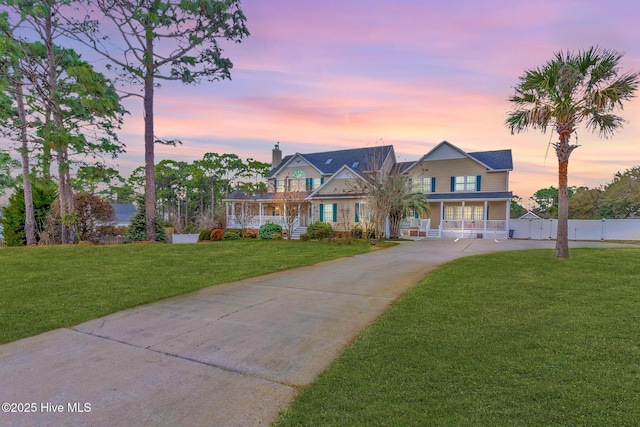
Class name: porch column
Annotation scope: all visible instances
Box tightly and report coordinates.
[461,201,465,237]
[231,202,236,225]
[440,202,444,235]
[225,202,229,226]
[505,200,510,238]
[484,200,488,235]
[259,202,263,226]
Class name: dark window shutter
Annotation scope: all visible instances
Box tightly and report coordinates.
[319,203,324,222]
[450,176,455,192]
[332,203,337,222]
[476,175,482,191]
[320,177,325,185]
[431,177,436,192]
[355,203,360,222]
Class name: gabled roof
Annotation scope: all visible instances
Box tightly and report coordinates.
[309,164,367,198]
[468,150,513,171]
[407,141,513,173]
[393,161,415,174]
[268,145,394,177]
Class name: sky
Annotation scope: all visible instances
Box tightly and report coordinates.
[6,0,640,207]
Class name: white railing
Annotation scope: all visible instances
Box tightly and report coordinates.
[228,215,288,228]
[441,220,508,239]
[442,220,507,231]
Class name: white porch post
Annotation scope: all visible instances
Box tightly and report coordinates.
[259,202,263,226]
[461,201,465,237]
[440,202,444,236]
[505,200,510,238]
[225,202,229,226]
[233,202,236,222]
[484,200,488,235]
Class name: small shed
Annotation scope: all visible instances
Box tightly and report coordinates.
[519,211,541,220]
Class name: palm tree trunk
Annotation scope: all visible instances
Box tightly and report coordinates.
[555,157,570,258]
[554,127,577,258]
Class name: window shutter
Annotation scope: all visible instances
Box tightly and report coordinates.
[414,208,419,219]
[450,176,455,192]
[355,203,360,222]
[486,205,489,220]
[431,177,436,192]
[476,175,481,191]
[320,177,325,185]
[332,203,337,222]
[274,179,278,192]
[319,203,324,222]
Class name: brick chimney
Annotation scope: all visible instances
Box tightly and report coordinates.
[272,142,282,168]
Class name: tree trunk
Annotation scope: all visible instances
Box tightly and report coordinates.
[16,81,36,245]
[45,10,75,244]
[144,27,156,241]
[554,125,577,258]
[389,210,403,238]
[555,158,570,258]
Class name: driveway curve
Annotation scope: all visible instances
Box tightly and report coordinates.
[0,239,631,426]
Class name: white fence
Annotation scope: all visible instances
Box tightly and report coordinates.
[172,234,200,244]
[510,219,640,241]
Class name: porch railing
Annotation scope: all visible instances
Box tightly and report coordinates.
[441,220,508,238]
[227,215,288,228]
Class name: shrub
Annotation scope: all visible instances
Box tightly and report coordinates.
[0,181,57,246]
[300,233,310,241]
[351,226,363,239]
[198,230,211,241]
[307,221,333,239]
[126,196,167,243]
[273,232,283,241]
[259,223,282,240]
[210,228,224,241]
[243,228,258,239]
[222,231,241,240]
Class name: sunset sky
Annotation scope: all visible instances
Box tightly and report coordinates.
[7,0,640,206]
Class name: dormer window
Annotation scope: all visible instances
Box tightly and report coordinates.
[351,162,359,168]
[325,159,333,164]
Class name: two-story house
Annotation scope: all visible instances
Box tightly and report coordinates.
[224,141,513,239]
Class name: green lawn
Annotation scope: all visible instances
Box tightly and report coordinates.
[273,248,640,426]
[0,240,373,344]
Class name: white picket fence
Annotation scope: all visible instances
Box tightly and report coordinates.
[510,218,640,241]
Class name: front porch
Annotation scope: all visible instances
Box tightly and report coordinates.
[400,218,509,239]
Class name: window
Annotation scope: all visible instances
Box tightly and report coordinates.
[351,162,359,168]
[443,205,484,221]
[324,204,333,222]
[412,177,433,193]
[452,175,481,192]
[444,206,461,221]
[319,203,337,222]
[325,158,333,164]
[464,206,484,221]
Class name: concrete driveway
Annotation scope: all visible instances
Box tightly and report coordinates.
[0,239,631,426]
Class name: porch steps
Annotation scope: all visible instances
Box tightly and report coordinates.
[427,229,440,238]
[289,226,307,239]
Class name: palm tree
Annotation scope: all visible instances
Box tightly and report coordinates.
[389,190,430,238]
[506,47,639,258]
